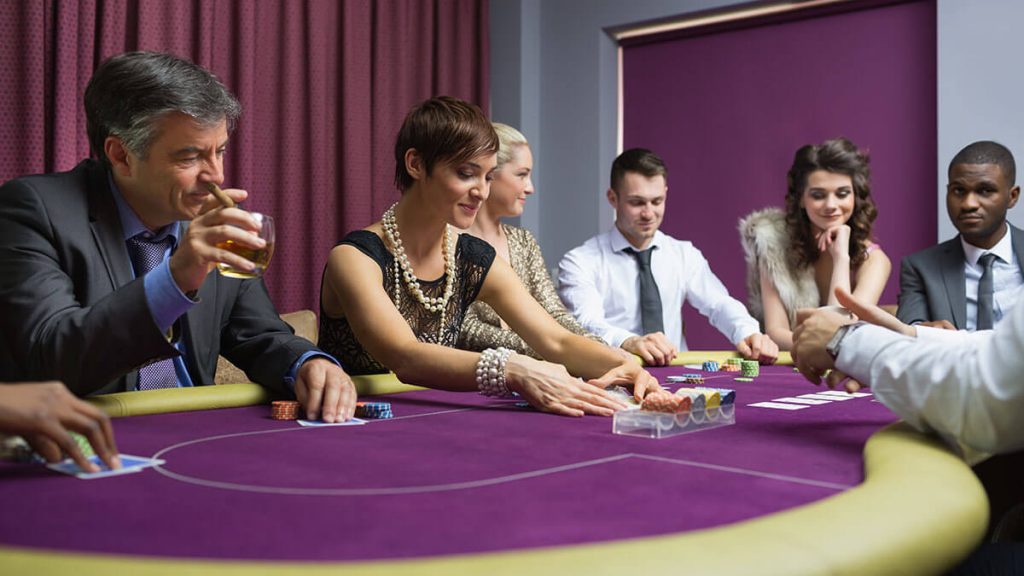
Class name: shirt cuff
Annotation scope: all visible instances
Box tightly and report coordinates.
[283,351,343,393]
[605,328,640,349]
[730,321,762,346]
[143,259,196,332]
[834,324,905,382]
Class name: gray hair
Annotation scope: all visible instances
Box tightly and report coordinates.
[85,51,241,165]
[492,123,529,168]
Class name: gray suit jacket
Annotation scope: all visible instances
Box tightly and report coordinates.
[0,160,317,396]
[896,224,1024,328]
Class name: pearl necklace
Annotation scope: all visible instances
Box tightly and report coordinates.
[381,203,457,339]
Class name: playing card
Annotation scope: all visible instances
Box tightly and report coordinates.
[47,454,165,480]
[296,417,367,427]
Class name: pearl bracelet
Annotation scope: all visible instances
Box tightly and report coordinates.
[476,347,515,398]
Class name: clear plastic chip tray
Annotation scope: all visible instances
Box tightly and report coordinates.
[612,404,735,439]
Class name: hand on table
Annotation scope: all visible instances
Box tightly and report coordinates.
[736,332,778,364]
[169,187,266,293]
[0,381,120,472]
[505,355,629,417]
[294,358,357,423]
[587,361,662,402]
[621,332,677,366]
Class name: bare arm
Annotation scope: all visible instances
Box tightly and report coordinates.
[479,257,658,398]
[760,268,794,350]
[850,248,891,305]
[458,301,538,357]
[323,245,632,415]
[324,244,479,389]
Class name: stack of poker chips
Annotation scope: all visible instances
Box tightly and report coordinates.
[740,360,760,378]
[671,389,706,416]
[641,391,692,414]
[355,402,394,419]
[702,360,719,372]
[270,400,301,420]
[676,387,720,409]
[696,387,736,406]
[722,358,742,372]
[684,374,704,385]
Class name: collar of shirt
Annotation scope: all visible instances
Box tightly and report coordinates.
[608,225,665,255]
[108,171,180,246]
[961,226,1015,267]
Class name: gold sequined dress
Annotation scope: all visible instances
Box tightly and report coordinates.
[457,225,604,358]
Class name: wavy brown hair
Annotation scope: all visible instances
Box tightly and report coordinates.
[784,137,877,267]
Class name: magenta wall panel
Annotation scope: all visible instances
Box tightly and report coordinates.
[622,0,937,349]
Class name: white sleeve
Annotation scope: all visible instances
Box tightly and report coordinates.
[681,245,760,345]
[557,250,636,348]
[835,304,1024,455]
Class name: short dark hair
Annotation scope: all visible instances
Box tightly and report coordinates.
[393,96,498,191]
[949,141,1016,186]
[610,148,668,192]
[84,51,241,166]
[785,137,877,266]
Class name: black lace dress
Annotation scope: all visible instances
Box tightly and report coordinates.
[319,230,496,375]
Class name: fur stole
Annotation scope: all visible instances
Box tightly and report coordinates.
[739,207,819,328]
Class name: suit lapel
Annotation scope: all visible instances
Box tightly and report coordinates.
[1011,224,1024,276]
[85,163,134,289]
[84,161,137,390]
[940,239,967,328]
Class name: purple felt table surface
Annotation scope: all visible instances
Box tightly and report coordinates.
[0,365,896,561]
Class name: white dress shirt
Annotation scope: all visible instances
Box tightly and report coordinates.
[836,301,1024,456]
[557,227,759,350]
[961,227,1023,330]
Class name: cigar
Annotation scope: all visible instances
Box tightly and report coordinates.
[205,182,235,208]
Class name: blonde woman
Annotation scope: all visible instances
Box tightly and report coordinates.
[458,123,605,358]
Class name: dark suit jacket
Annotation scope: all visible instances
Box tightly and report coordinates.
[0,160,318,395]
[896,224,1024,328]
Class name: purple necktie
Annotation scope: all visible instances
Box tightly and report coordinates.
[127,233,179,390]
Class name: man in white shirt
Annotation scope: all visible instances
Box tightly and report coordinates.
[897,141,1023,331]
[557,148,777,366]
[793,286,1024,456]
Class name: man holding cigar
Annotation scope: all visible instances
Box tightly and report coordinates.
[0,51,355,422]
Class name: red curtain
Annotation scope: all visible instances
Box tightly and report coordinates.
[0,0,490,314]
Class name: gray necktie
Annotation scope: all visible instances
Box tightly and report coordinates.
[976,252,998,330]
[624,247,664,334]
[127,233,179,390]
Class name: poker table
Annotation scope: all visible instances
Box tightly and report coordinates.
[0,352,988,575]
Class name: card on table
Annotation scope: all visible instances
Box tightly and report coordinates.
[296,418,367,427]
[47,454,165,480]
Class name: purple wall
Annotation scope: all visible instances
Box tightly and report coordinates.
[623,0,937,349]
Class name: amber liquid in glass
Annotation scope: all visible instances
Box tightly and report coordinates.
[216,240,274,278]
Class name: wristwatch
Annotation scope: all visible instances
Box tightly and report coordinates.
[826,323,862,360]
